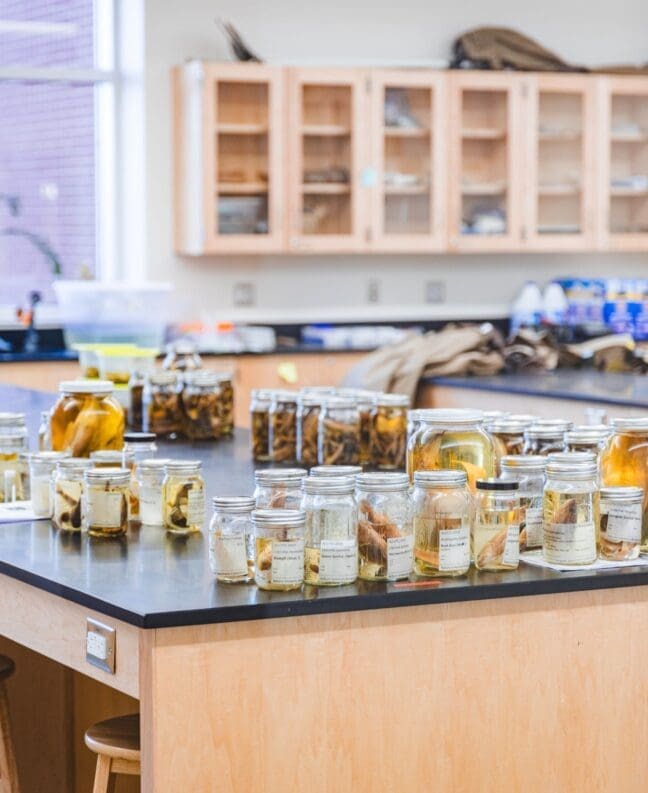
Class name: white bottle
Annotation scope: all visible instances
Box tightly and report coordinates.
[511,281,543,333]
[542,282,568,326]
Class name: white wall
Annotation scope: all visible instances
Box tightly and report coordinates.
[144,0,648,322]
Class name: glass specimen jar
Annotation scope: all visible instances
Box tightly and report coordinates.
[0,413,28,451]
[51,380,125,458]
[143,371,182,437]
[543,458,599,566]
[355,391,377,467]
[51,458,93,531]
[296,393,322,468]
[565,426,610,455]
[268,391,298,463]
[90,449,136,470]
[0,431,27,502]
[599,486,643,561]
[473,478,521,571]
[370,394,409,471]
[500,455,547,551]
[318,396,361,466]
[163,460,206,534]
[487,417,533,464]
[83,468,130,538]
[180,370,225,440]
[254,468,306,509]
[357,472,412,581]
[250,389,273,462]
[310,465,363,478]
[137,459,170,525]
[127,350,157,431]
[29,451,68,517]
[522,425,567,456]
[408,409,496,491]
[39,410,52,451]
[412,470,472,577]
[209,496,256,583]
[162,341,202,372]
[253,508,305,591]
[122,432,158,521]
[302,476,357,586]
[601,418,648,553]
[215,373,234,437]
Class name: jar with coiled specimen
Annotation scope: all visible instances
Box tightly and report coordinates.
[83,468,130,538]
[487,417,533,470]
[51,380,125,458]
[253,509,305,591]
[473,478,521,571]
[250,389,273,462]
[296,393,322,468]
[181,370,224,440]
[318,397,360,466]
[268,391,298,463]
[143,371,182,437]
[163,460,206,534]
[51,458,93,531]
[370,394,409,471]
[500,455,547,551]
[599,485,643,561]
[254,468,306,509]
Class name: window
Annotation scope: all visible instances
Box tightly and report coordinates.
[0,0,118,307]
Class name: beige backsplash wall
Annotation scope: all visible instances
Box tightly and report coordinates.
[144,0,648,321]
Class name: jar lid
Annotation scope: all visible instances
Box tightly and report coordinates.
[299,386,337,395]
[90,450,135,463]
[323,396,357,409]
[417,408,483,426]
[565,429,608,444]
[476,477,519,491]
[271,390,298,404]
[59,379,114,395]
[123,432,157,444]
[250,388,276,401]
[303,476,356,495]
[500,455,548,471]
[212,496,256,513]
[85,468,131,485]
[148,371,180,386]
[375,393,409,408]
[487,418,532,433]
[138,458,171,472]
[524,426,567,440]
[546,461,598,478]
[357,472,410,491]
[0,412,26,426]
[600,486,644,503]
[0,430,27,446]
[183,370,220,386]
[547,451,597,465]
[254,468,307,486]
[30,451,69,463]
[310,465,363,478]
[252,508,306,529]
[610,417,648,432]
[482,410,510,421]
[297,394,323,407]
[165,459,202,473]
[57,457,94,471]
[414,470,468,488]
[533,419,574,430]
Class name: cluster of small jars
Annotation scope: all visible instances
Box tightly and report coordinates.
[249,387,409,471]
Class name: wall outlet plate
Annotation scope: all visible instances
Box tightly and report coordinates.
[233,281,255,307]
[86,618,116,674]
[367,278,380,304]
[425,280,446,304]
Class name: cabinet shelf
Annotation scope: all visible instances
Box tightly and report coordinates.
[217,182,268,195]
[538,184,581,196]
[383,126,430,138]
[384,184,429,195]
[301,183,350,194]
[538,131,581,142]
[462,128,507,140]
[301,124,351,137]
[611,132,648,143]
[216,123,268,135]
[462,182,507,196]
[610,187,648,198]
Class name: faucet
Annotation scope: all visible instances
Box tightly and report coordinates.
[22,291,42,354]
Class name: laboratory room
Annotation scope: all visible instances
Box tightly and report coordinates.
[0,0,648,791]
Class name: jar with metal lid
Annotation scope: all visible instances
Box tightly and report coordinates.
[543,458,599,566]
[600,417,648,552]
[38,410,51,451]
[599,486,643,561]
[500,455,547,551]
[127,349,157,431]
[412,470,471,577]
[51,458,93,531]
[253,509,305,591]
[209,496,256,583]
[137,459,170,525]
[162,341,202,372]
[143,371,182,437]
[522,425,567,456]
[254,468,306,509]
[90,449,136,470]
[565,426,610,455]
[357,472,412,581]
[318,396,360,466]
[473,479,521,571]
[268,391,298,463]
[17,452,30,501]
[122,432,158,521]
[483,410,509,423]
[487,417,533,463]
[296,393,322,468]
[355,391,377,466]
[302,476,357,586]
[310,465,363,478]
[30,451,68,517]
[51,380,125,457]
[83,468,130,538]
[0,413,28,451]
[370,394,409,471]
[0,431,27,502]
[408,409,496,491]
[163,460,205,534]
[180,370,224,440]
[215,373,234,436]
[250,389,273,462]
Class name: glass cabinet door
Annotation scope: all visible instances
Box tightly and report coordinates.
[287,69,367,251]
[370,71,447,251]
[524,75,596,250]
[449,72,523,251]
[599,77,648,250]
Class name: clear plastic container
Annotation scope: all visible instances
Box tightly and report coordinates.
[357,472,412,581]
[29,451,68,517]
[254,468,306,509]
[163,460,205,534]
[412,470,472,577]
[51,458,93,531]
[84,468,130,538]
[473,478,521,571]
[209,496,256,583]
[253,509,305,591]
[302,476,357,586]
[97,348,139,386]
[318,396,360,466]
[143,371,182,437]
[599,485,643,561]
[500,455,547,551]
[51,380,125,458]
[296,393,322,468]
[268,391,298,464]
[137,458,170,526]
[250,389,273,462]
[370,394,409,471]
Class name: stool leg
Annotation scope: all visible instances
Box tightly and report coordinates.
[92,755,115,793]
[0,680,19,793]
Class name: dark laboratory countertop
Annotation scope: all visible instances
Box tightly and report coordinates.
[1,385,648,630]
[425,370,648,409]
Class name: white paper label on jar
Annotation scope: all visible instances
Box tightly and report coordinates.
[502,524,520,566]
[602,500,642,543]
[211,533,248,577]
[139,486,163,525]
[438,526,470,571]
[525,507,544,548]
[186,488,205,527]
[387,535,414,579]
[544,522,596,564]
[318,539,357,583]
[86,490,124,528]
[271,539,304,585]
[31,476,51,517]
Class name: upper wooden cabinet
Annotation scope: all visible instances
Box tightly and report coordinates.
[173,63,648,255]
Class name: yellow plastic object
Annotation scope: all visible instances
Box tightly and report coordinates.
[277,361,298,384]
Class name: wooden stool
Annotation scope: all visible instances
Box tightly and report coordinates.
[84,714,140,793]
[0,655,20,793]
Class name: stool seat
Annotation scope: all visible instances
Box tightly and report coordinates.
[84,714,140,763]
[0,655,15,681]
